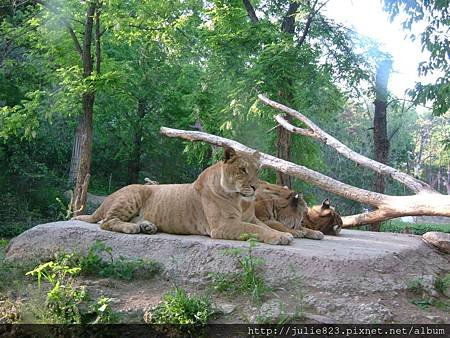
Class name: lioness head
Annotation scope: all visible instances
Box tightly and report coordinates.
[302,199,342,235]
[256,181,307,229]
[220,147,260,200]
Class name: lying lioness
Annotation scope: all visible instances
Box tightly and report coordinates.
[253,181,324,240]
[74,148,294,245]
[302,199,342,235]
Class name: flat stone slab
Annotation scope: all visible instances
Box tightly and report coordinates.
[6,221,449,293]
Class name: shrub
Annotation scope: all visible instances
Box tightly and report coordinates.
[146,288,213,325]
[59,240,161,280]
[210,237,268,303]
[26,256,119,324]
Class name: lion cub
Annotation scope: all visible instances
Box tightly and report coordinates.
[302,199,342,235]
[74,148,294,245]
[254,181,324,240]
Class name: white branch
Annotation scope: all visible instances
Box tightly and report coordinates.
[259,94,436,194]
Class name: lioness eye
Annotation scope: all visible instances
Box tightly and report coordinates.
[240,167,247,174]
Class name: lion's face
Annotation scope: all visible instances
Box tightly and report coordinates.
[302,199,342,235]
[220,148,260,200]
[258,181,307,229]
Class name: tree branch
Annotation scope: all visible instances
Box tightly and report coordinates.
[242,0,259,23]
[33,0,82,57]
[160,126,387,206]
[160,126,450,227]
[281,1,301,34]
[258,94,436,194]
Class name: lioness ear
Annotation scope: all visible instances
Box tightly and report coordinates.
[322,198,331,209]
[224,147,236,163]
[252,151,260,160]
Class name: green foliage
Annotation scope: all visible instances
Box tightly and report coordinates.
[147,288,213,325]
[380,220,450,236]
[383,0,450,115]
[210,238,268,303]
[56,240,162,280]
[0,239,38,294]
[26,256,119,324]
[435,274,450,295]
[407,275,450,312]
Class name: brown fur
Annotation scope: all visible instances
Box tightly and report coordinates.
[302,199,342,235]
[73,148,294,245]
[253,181,324,240]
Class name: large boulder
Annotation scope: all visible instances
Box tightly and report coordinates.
[6,221,449,293]
[423,231,450,254]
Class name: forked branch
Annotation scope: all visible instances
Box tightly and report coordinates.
[258,94,435,194]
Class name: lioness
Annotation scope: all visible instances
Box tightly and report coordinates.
[74,148,294,245]
[302,199,342,235]
[253,181,324,240]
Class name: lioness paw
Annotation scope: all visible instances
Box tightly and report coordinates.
[308,230,324,240]
[265,232,293,245]
[291,229,306,238]
[139,221,158,235]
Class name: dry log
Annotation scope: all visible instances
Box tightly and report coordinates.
[160,126,450,227]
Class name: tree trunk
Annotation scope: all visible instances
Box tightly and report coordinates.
[71,2,97,216]
[276,114,293,187]
[371,58,392,231]
[275,2,301,188]
[68,119,82,186]
[127,99,146,184]
[373,58,392,193]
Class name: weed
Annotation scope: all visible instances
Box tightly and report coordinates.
[407,277,423,294]
[55,240,161,280]
[0,240,37,293]
[210,237,268,303]
[435,273,450,295]
[408,274,450,312]
[26,257,119,324]
[411,298,432,311]
[146,288,213,325]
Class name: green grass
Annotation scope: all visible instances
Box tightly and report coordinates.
[146,288,213,325]
[379,220,450,235]
[0,239,37,294]
[56,240,162,280]
[210,238,269,304]
[407,274,450,312]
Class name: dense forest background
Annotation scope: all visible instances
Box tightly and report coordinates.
[1,0,449,236]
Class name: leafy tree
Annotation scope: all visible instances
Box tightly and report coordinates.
[383,0,450,115]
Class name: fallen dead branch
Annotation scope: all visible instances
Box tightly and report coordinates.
[160,126,450,227]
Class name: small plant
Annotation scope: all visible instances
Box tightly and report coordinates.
[26,256,119,324]
[210,237,268,303]
[435,273,450,295]
[146,288,213,325]
[56,240,161,280]
[407,275,450,312]
[407,277,423,294]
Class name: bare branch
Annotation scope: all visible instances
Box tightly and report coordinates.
[258,94,435,194]
[275,115,319,139]
[160,126,387,206]
[160,126,450,227]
